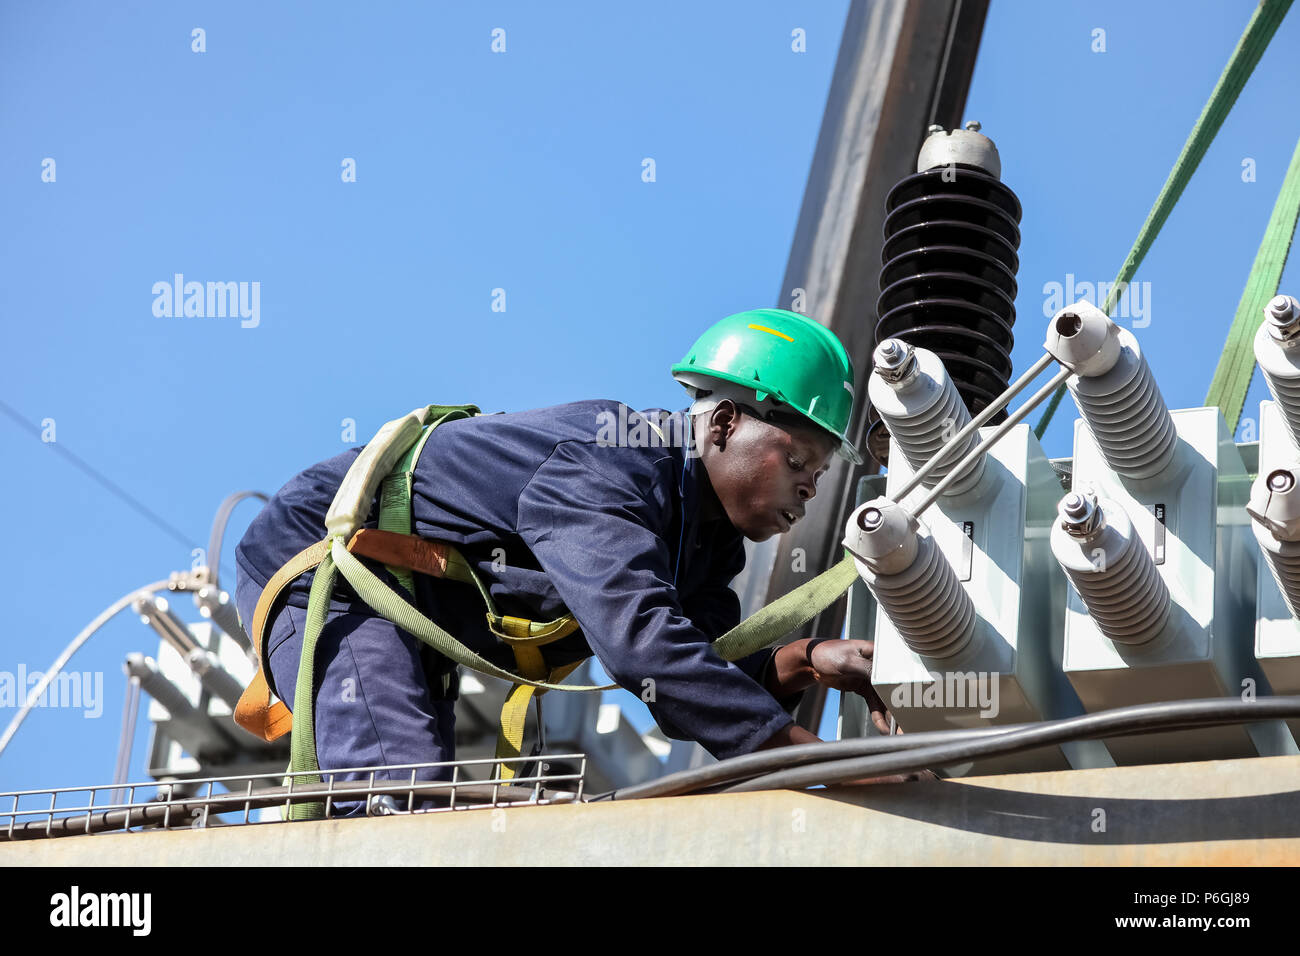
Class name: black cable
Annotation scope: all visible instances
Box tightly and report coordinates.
[592,724,1029,801]
[723,696,1300,794]
[598,696,1300,800]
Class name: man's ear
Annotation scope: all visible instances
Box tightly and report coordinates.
[707,400,740,449]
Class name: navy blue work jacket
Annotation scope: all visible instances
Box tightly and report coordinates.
[235,400,801,760]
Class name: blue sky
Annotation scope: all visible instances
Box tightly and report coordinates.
[2,0,1298,792]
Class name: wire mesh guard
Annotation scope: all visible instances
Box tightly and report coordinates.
[0,753,588,841]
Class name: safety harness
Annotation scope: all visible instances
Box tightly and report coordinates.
[234,403,858,819]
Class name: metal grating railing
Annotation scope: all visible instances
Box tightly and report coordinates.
[0,753,587,841]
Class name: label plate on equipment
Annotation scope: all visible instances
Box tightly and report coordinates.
[1152,503,1166,565]
[960,521,974,581]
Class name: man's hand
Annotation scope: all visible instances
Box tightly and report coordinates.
[758,641,939,783]
[807,638,893,736]
[766,638,894,737]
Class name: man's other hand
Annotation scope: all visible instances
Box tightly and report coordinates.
[808,638,893,736]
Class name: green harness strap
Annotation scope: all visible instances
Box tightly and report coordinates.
[712,554,858,662]
[1205,135,1300,432]
[1035,0,1294,439]
[376,410,451,596]
[286,549,338,820]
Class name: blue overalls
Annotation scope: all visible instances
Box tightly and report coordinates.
[234,400,802,811]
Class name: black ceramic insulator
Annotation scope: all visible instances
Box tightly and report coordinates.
[866,164,1022,466]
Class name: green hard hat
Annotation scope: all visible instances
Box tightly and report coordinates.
[671,308,863,466]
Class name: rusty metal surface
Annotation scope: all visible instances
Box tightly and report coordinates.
[5,754,1298,866]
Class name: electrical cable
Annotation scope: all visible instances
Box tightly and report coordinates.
[599,695,1300,800]
[205,490,268,590]
[593,723,1027,801]
[0,580,172,761]
[722,696,1300,794]
[0,396,238,582]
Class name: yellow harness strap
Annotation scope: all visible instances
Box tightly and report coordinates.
[495,656,586,781]
[490,614,583,779]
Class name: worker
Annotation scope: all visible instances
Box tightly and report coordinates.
[233,308,900,811]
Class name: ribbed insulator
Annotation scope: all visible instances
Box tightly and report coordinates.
[1051,493,1170,645]
[846,499,976,660]
[1258,536,1300,620]
[1070,328,1177,480]
[867,148,1021,465]
[868,342,984,495]
[1255,299,1300,451]
[873,532,975,658]
[1259,364,1300,448]
[1247,463,1300,621]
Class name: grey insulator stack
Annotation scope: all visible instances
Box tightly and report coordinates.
[133,593,246,711]
[124,653,236,759]
[1254,295,1300,450]
[844,498,975,658]
[868,339,985,496]
[1247,465,1300,620]
[1050,490,1170,645]
[194,584,253,654]
[1044,302,1176,480]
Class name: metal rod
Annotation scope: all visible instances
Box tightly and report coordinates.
[891,351,1057,502]
[0,753,588,802]
[110,673,141,806]
[0,780,581,841]
[911,366,1073,516]
[0,770,585,832]
[202,780,213,829]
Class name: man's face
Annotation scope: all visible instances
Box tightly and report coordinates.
[698,401,838,542]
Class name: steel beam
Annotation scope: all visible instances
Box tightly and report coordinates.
[734,0,990,731]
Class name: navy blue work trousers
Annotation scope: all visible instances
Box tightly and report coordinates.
[234,570,457,816]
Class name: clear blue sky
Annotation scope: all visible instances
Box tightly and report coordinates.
[3,0,1298,793]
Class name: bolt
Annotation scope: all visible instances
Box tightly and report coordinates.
[964,120,982,132]
[1268,469,1295,494]
[1059,490,1101,537]
[859,507,884,532]
[927,124,944,135]
[872,338,915,382]
[1266,298,1300,349]
[1267,294,1297,324]
[1266,295,1300,345]
[875,338,903,364]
